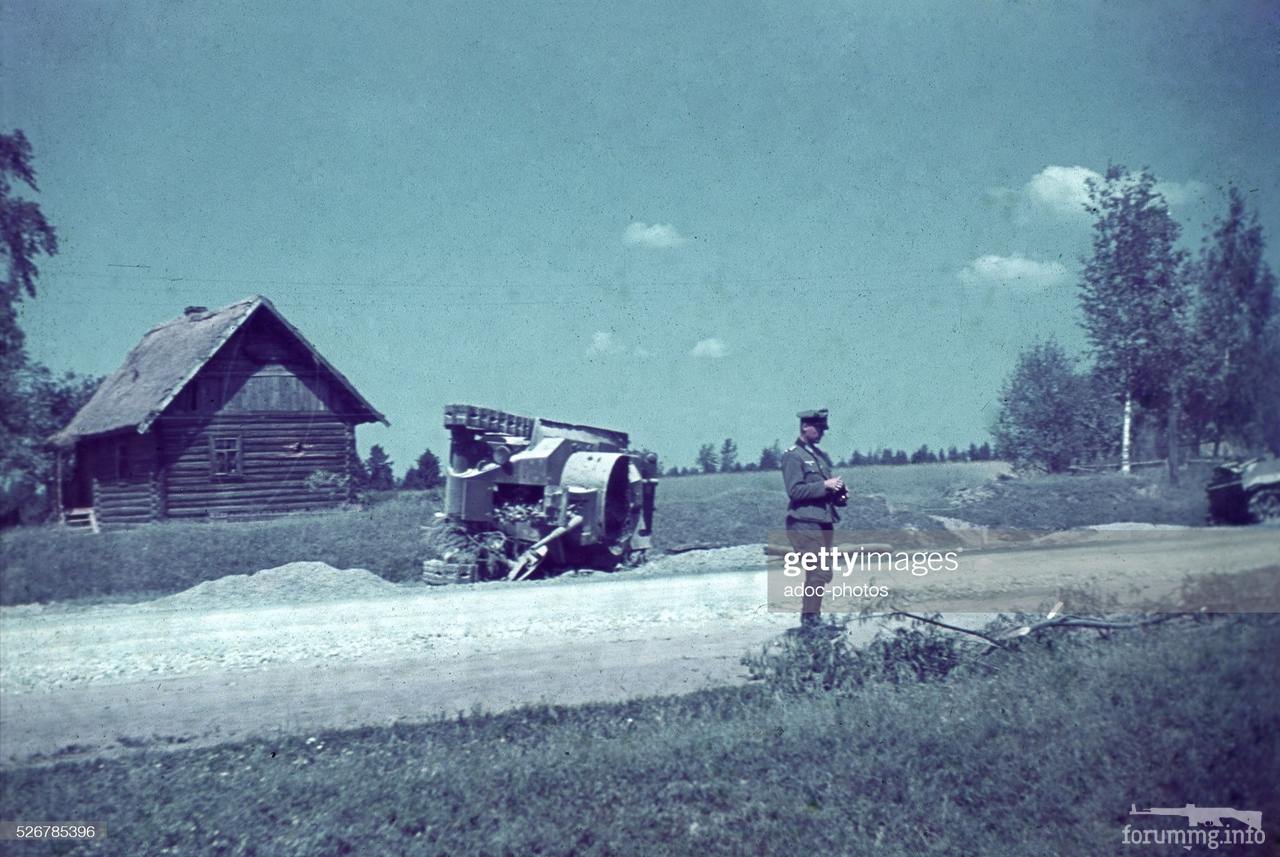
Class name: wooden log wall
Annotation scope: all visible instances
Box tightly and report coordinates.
[84,433,160,526]
[155,414,356,519]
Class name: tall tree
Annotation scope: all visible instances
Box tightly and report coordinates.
[695,443,718,474]
[1185,186,1278,453]
[1256,316,1280,455]
[758,439,783,470]
[402,448,443,490]
[1,130,74,525]
[1079,166,1191,480]
[2,130,59,364]
[719,438,738,472]
[364,445,395,490]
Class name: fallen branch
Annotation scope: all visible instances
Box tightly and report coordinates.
[886,610,1012,649]
[1014,613,1186,635]
[884,609,1193,654]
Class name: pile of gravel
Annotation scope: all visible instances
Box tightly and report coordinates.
[145,561,400,610]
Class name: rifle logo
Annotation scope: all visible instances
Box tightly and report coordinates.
[1129,803,1262,832]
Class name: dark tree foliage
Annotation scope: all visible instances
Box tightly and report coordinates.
[402,448,443,490]
[1256,317,1280,455]
[758,440,783,470]
[696,443,718,474]
[1185,186,1278,453]
[0,130,82,525]
[1,366,98,525]
[364,445,395,491]
[1,130,58,307]
[719,438,738,472]
[992,339,1116,472]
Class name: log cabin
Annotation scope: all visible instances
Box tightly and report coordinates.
[48,296,387,528]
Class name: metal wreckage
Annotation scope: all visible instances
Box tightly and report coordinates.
[422,404,660,584]
[1205,455,1280,524]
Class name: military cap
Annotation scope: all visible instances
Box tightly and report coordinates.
[796,408,829,426]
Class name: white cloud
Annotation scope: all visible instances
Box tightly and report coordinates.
[959,254,1069,288]
[588,330,624,355]
[1155,179,1208,207]
[623,221,687,248]
[1024,165,1205,215]
[1026,165,1102,216]
[690,337,727,358]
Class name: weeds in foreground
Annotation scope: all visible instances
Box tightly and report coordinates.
[3,616,1276,856]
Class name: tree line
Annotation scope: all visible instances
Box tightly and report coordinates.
[993,170,1279,477]
[667,438,995,476]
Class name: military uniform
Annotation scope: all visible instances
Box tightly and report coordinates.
[781,409,841,624]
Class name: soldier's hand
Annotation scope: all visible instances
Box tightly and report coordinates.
[824,477,844,491]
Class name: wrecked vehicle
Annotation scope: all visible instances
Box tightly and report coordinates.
[423,404,659,583]
[1206,456,1280,524]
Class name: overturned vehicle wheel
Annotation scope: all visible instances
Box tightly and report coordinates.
[1248,487,1280,524]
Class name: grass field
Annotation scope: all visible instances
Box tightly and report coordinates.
[2,615,1275,856]
[1,463,1213,605]
[0,491,441,606]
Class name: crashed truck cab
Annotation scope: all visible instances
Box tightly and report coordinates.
[428,404,659,582]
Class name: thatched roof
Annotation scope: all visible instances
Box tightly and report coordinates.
[49,296,387,447]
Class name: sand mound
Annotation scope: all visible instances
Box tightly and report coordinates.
[147,561,399,610]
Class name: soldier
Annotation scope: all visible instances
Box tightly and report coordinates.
[781,408,845,629]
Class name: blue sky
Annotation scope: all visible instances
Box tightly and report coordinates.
[3,0,1278,472]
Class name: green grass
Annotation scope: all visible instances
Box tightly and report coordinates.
[2,616,1275,856]
[0,491,441,606]
[653,460,1209,547]
[951,465,1211,529]
[653,461,1008,549]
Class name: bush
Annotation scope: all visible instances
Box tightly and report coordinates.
[992,339,1117,473]
[743,617,972,693]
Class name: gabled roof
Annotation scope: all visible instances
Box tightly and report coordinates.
[49,296,387,447]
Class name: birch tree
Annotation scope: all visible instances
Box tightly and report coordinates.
[1078,166,1190,479]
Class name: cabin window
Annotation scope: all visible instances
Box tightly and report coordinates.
[115,443,130,480]
[211,436,243,478]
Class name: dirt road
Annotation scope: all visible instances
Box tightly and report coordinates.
[2,528,1277,767]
